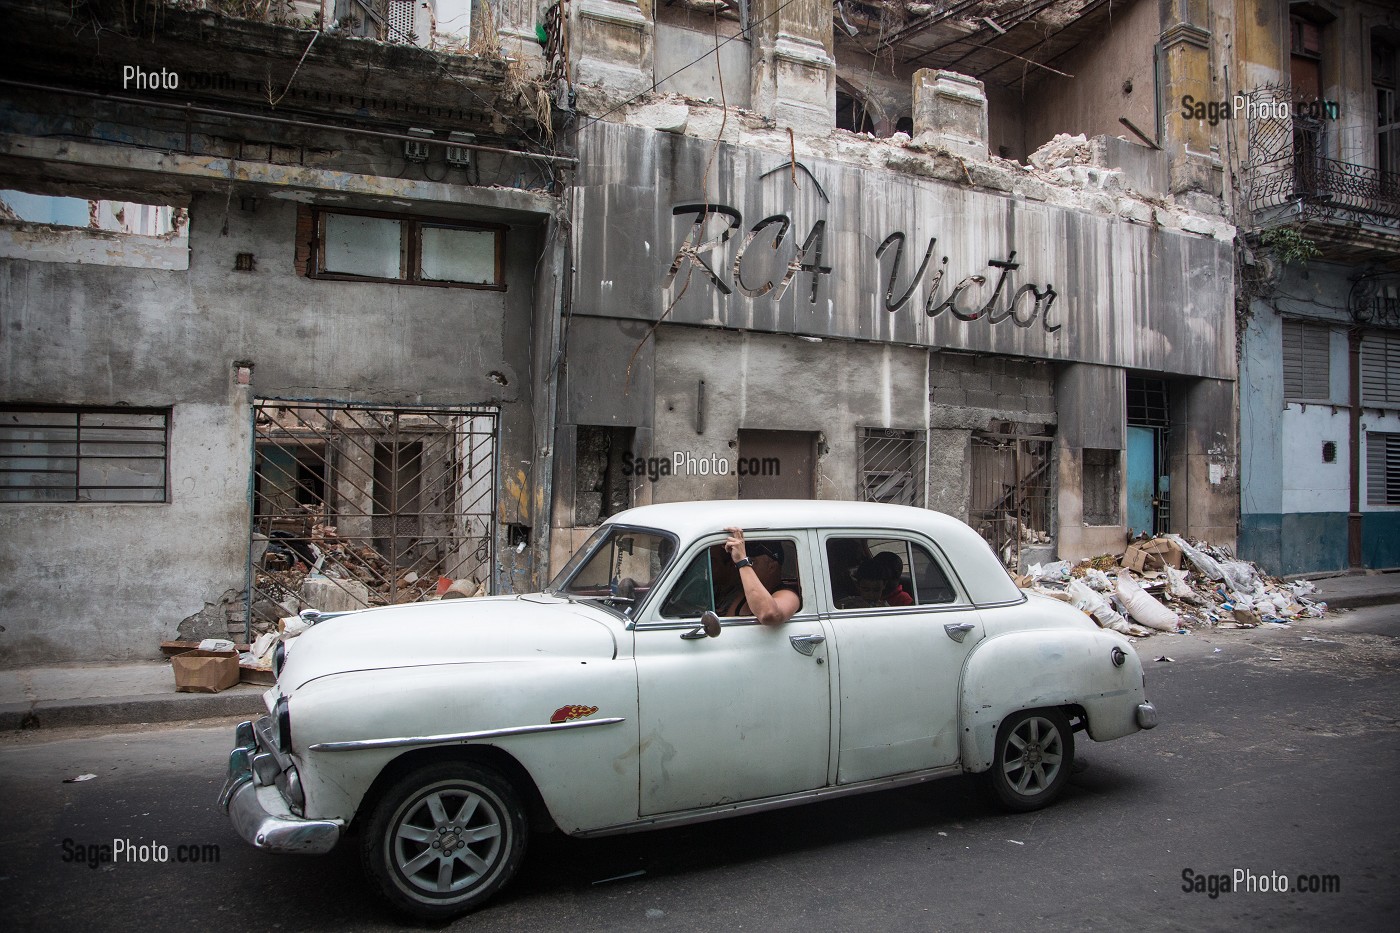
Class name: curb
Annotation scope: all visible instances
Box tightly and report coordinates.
[1321,591,1400,611]
[0,687,268,731]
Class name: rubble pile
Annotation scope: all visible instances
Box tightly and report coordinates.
[1016,534,1327,638]
[252,517,486,634]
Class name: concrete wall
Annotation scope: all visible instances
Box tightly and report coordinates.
[1020,0,1160,156]
[0,192,547,664]
[654,19,752,109]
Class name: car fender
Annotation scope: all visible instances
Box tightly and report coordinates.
[283,659,640,834]
[959,627,1147,772]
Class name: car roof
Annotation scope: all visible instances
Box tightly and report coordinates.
[605,499,1024,606]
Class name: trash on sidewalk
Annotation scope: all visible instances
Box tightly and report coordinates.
[63,773,98,783]
[1015,534,1328,637]
[171,648,241,693]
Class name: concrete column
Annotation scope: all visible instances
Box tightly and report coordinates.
[1160,0,1223,196]
[572,0,654,105]
[749,0,835,135]
[912,69,988,162]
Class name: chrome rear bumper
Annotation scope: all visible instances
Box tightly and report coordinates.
[1136,702,1159,729]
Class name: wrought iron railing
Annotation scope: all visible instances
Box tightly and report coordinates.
[1296,157,1400,225]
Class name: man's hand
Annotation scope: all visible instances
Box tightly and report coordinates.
[724,527,748,563]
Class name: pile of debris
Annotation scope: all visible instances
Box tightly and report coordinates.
[1016,534,1327,638]
[251,517,488,633]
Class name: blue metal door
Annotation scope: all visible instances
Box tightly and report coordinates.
[1127,426,1156,536]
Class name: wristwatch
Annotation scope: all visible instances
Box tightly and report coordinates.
[734,557,753,569]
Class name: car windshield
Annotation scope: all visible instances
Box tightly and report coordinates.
[547,525,677,613]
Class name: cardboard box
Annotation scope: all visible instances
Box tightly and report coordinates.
[1122,538,1184,573]
[171,649,241,693]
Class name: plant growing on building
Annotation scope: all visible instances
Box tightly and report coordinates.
[1259,224,1321,268]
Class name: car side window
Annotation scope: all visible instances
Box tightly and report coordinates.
[660,540,802,619]
[910,542,957,604]
[827,537,916,609]
[827,536,957,608]
[659,546,718,618]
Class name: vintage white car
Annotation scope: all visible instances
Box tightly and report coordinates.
[219,500,1157,919]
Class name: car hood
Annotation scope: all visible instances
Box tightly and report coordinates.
[276,594,620,692]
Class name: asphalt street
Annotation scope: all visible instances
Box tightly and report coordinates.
[1,606,1397,933]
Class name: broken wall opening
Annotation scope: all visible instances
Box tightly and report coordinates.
[248,400,498,636]
[969,424,1055,569]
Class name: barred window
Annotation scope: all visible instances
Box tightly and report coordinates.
[856,428,924,506]
[1367,432,1400,505]
[1361,332,1400,407]
[0,407,168,503]
[1282,320,1331,401]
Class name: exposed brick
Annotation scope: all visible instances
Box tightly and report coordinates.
[932,387,966,406]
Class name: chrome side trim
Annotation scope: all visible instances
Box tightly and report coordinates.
[572,764,963,838]
[308,716,627,752]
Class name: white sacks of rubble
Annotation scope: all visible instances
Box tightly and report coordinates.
[1115,575,1181,632]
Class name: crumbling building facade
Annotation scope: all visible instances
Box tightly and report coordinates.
[0,1,567,662]
[543,0,1240,573]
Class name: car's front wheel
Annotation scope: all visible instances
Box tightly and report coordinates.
[986,708,1074,812]
[361,761,528,920]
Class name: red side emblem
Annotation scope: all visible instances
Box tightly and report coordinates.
[550,704,599,724]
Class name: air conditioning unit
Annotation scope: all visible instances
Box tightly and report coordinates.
[384,0,434,47]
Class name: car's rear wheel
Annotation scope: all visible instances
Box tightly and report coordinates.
[986,708,1074,812]
[361,761,528,920]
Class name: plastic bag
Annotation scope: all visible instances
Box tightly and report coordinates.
[1084,568,1114,592]
[1167,534,1225,581]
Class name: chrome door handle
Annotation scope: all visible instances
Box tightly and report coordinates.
[789,634,826,656]
[944,622,976,643]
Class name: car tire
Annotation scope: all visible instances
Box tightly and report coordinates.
[986,708,1074,812]
[361,761,528,920]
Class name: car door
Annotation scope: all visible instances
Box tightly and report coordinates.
[819,531,984,785]
[632,531,833,816]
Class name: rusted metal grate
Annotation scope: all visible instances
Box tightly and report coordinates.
[856,428,923,506]
[969,431,1054,569]
[246,400,497,637]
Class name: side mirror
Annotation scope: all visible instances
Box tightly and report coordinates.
[680,610,722,640]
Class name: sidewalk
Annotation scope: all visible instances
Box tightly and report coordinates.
[1301,569,1400,610]
[0,660,267,731]
[2,570,1397,733]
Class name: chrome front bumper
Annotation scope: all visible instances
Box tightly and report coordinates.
[1136,702,1159,729]
[218,718,342,855]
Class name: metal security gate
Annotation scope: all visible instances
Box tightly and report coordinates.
[969,431,1054,569]
[246,400,497,636]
